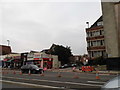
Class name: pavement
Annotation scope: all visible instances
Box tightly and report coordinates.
[1,68,120,75]
[47,68,120,75]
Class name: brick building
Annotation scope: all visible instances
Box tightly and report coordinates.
[0,45,12,55]
[86,16,106,59]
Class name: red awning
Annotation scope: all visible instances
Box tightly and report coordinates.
[3,59,8,61]
[43,58,53,60]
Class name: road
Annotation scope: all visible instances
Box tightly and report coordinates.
[1,69,118,90]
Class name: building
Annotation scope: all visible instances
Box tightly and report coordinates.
[101,2,120,70]
[2,53,21,69]
[72,55,81,63]
[101,2,120,58]
[86,16,106,59]
[0,45,12,55]
[27,51,59,69]
[0,45,12,67]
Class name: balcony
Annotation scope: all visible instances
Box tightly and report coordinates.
[86,26,103,32]
[87,46,105,51]
[86,35,104,41]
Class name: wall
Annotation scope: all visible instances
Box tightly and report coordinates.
[114,3,120,57]
[102,2,120,58]
[52,55,59,68]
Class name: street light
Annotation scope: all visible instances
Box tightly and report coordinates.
[86,22,91,64]
[7,40,10,46]
[86,22,89,28]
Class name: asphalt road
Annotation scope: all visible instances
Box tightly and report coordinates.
[1,69,118,90]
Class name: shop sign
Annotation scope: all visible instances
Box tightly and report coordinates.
[34,53,41,58]
[27,57,34,61]
[13,56,21,59]
[42,54,49,58]
[34,58,40,60]
[27,53,34,61]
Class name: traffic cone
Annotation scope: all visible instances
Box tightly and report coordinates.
[96,70,100,79]
[2,71,5,75]
[57,72,62,77]
[6,71,8,74]
[19,71,22,75]
[28,70,31,75]
[40,73,44,76]
[13,70,16,74]
[73,72,79,79]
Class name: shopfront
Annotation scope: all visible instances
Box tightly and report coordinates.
[27,52,59,69]
[2,54,21,69]
[43,58,53,69]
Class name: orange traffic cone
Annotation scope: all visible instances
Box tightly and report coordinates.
[73,72,79,79]
[19,71,22,75]
[40,73,44,76]
[13,70,16,74]
[96,71,100,79]
[57,72,62,77]
[2,71,5,75]
[6,71,8,74]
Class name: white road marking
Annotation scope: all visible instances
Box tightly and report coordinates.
[0,80,61,89]
[2,76,102,87]
[87,81,105,84]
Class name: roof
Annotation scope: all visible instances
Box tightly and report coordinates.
[41,49,50,54]
[90,16,103,28]
[0,45,12,55]
[30,50,39,53]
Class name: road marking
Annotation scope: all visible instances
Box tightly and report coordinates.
[87,81,105,84]
[0,80,61,89]
[2,76,102,87]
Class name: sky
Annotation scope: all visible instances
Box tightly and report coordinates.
[0,0,102,55]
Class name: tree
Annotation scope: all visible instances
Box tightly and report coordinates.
[50,44,73,65]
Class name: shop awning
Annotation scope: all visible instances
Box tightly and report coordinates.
[6,59,14,62]
[3,59,9,62]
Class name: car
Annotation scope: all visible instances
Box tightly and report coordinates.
[101,75,120,90]
[71,64,77,67]
[59,64,69,69]
[21,64,44,74]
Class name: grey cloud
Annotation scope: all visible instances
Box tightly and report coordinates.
[1,1,101,54]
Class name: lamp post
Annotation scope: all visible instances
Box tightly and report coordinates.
[86,22,91,65]
[86,22,89,28]
[7,40,10,46]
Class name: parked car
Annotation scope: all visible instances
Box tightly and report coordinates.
[101,75,120,90]
[70,64,77,67]
[59,64,69,69]
[21,64,44,74]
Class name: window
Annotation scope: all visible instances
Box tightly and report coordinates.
[97,21,103,26]
[100,40,105,46]
[90,32,92,37]
[101,30,104,35]
[87,42,90,47]
[100,30,104,35]
[100,30,102,35]
[87,32,90,37]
